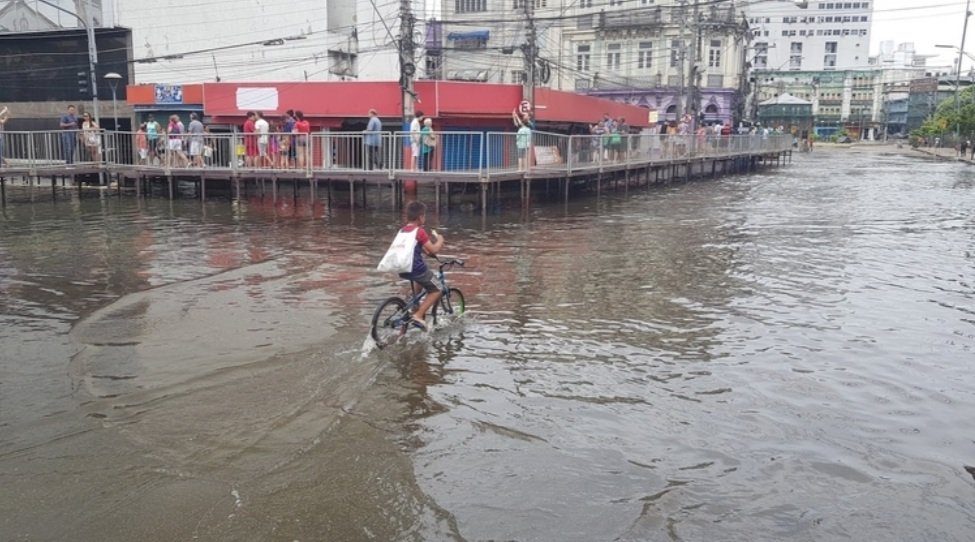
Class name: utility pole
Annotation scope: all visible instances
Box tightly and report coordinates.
[954,0,971,140]
[676,0,687,121]
[688,0,701,127]
[522,0,537,106]
[399,0,417,131]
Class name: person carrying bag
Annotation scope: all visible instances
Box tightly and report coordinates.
[377,228,419,273]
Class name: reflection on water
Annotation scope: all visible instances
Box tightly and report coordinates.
[1,150,974,540]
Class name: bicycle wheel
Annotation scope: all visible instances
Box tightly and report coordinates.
[432,288,465,325]
[371,297,408,348]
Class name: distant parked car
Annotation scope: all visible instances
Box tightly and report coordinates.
[837,135,852,144]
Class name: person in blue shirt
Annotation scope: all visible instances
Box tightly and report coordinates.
[364,108,383,170]
[59,105,78,165]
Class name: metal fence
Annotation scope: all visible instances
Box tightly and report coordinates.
[0,129,793,176]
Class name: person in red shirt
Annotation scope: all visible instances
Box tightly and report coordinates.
[293,110,311,169]
[243,111,257,167]
[394,200,445,331]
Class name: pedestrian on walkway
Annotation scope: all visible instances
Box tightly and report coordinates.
[282,111,296,168]
[167,114,187,167]
[188,113,205,168]
[59,104,78,165]
[293,111,310,169]
[135,123,148,164]
[0,107,8,167]
[513,110,531,171]
[410,110,424,171]
[243,111,257,168]
[81,112,101,163]
[255,112,271,168]
[146,114,161,164]
[420,117,436,171]
[364,109,383,170]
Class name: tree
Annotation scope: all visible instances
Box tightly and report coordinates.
[914,86,975,140]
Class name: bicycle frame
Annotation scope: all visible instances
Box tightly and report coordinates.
[371,256,465,348]
[403,258,456,312]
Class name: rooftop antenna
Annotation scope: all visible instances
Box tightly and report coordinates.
[212,54,221,82]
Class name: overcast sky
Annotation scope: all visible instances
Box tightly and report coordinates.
[870,0,971,73]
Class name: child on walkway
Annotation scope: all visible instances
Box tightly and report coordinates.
[393,200,445,331]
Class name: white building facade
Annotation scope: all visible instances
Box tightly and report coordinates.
[437,0,751,125]
[108,0,416,84]
[745,0,874,72]
[433,0,564,86]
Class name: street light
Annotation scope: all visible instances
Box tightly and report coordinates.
[104,72,122,130]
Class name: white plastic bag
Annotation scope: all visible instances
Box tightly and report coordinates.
[376,228,418,273]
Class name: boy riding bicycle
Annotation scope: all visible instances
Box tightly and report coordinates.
[395,201,445,331]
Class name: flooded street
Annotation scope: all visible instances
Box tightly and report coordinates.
[2,148,974,541]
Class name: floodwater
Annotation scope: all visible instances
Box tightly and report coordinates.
[1,149,974,541]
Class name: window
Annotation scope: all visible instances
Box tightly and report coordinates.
[638,41,653,70]
[790,42,802,69]
[825,41,837,53]
[708,39,721,68]
[455,0,486,13]
[510,70,525,83]
[578,14,593,28]
[609,0,623,5]
[606,43,621,71]
[580,0,592,5]
[577,44,591,72]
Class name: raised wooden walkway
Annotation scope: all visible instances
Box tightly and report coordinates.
[0,131,794,212]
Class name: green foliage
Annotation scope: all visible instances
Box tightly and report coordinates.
[919,86,975,137]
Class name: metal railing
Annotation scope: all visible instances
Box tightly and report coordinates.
[0,129,793,177]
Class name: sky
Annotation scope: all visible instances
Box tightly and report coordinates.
[869,0,972,74]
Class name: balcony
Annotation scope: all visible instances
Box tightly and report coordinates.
[592,75,660,89]
[598,8,662,30]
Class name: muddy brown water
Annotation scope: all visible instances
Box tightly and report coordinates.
[1,149,974,541]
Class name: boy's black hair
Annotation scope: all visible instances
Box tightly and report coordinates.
[406,201,426,222]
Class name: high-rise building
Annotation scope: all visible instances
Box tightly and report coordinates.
[744,0,874,72]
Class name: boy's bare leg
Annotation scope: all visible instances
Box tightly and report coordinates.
[413,291,441,325]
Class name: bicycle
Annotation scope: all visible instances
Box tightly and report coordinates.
[371,257,466,349]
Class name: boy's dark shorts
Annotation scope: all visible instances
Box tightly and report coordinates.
[399,269,440,293]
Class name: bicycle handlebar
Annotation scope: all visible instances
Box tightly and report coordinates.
[434,256,465,270]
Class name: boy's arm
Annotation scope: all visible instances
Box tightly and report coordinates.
[422,232,445,255]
